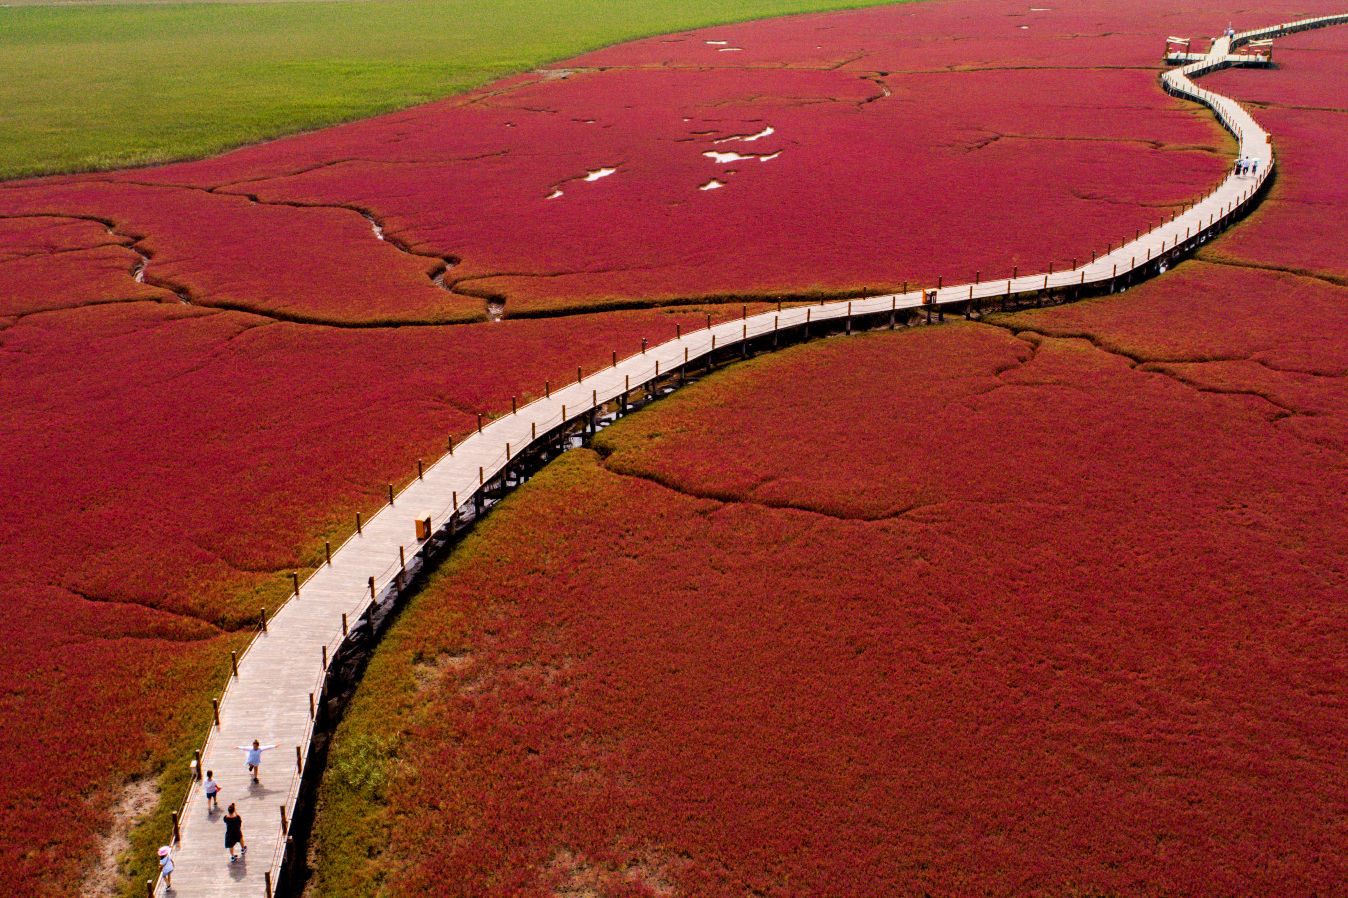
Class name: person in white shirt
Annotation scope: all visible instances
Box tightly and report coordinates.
[236,740,277,783]
[204,770,221,813]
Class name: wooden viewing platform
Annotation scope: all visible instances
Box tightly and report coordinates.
[151,13,1348,897]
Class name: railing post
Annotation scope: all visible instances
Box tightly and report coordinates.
[296,745,303,773]
[171,810,181,843]
[230,651,239,678]
[281,804,289,834]
[211,698,220,727]
[260,608,267,633]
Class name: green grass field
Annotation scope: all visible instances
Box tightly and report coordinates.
[0,0,901,180]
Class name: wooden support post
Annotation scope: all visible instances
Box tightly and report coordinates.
[705,313,712,330]
[368,576,376,602]
[975,270,980,283]
[532,421,536,441]
[194,750,202,779]
[889,297,896,330]
[325,541,331,565]
[356,511,362,534]
[309,692,315,720]
[342,613,348,636]
[846,302,852,335]
[230,651,239,678]
[641,338,647,354]
[417,458,424,480]
[321,644,328,670]
[146,881,153,898]
[260,608,268,633]
[577,366,583,385]
[265,870,274,898]
[938,276,943,289]
[388,483,394,505]
[676,324,681,339]
[281,803,290,833]
[479,466,484,487]
[477,413,483,433]
[291,571,299,595]
[399,545,406,570]
[506,442,511,461]
[1013,266,1018,279]
[611,351,617,368]
[655,360,660,377]
[171,811,181,844]
[511,395,517,415]
[1049,261,1054,274]
[742,324,748,356]
[212,698,220,727]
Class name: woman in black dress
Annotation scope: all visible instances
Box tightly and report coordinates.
[224,803,246,862]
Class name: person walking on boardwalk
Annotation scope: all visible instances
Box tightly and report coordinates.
[237,739,277,783]
[204,770,220,813]
[157,845,174,889]
[224,803,246,862]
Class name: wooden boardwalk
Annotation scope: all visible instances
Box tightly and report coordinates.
[152,14,1348,897]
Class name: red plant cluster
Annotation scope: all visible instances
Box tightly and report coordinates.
[140,63,1229,317]
[371,312,1348,894]
[2,0,1344,893]
[0,181,475,324]
[315,18,1348,896]
[0,299,738,895]
[0,214,167,317]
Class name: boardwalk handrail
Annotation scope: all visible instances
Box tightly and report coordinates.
[153,13,1348,896]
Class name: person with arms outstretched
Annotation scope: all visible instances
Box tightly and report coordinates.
[237,739,277,783]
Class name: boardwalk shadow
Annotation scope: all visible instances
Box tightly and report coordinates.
[229,854,248,881]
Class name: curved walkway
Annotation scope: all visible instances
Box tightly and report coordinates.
[154,14,1348,897]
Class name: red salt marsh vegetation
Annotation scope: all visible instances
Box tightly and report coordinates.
[310,323,1348,895]
[0,299,742,896]
[307,12,1348,896]
[4,0,1345,893]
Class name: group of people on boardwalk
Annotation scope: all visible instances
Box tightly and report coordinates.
[156,739,276,890]
[1235,155,1261,177]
